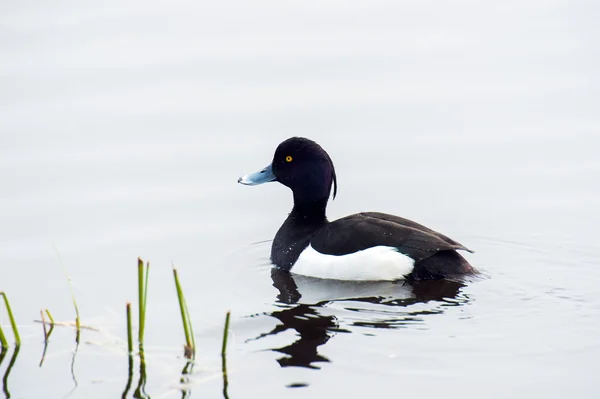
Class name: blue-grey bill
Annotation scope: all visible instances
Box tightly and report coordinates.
[238,163,276,185]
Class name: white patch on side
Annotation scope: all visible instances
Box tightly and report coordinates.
[291,245,414,281]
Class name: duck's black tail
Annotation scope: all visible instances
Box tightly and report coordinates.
[409,250,477,281]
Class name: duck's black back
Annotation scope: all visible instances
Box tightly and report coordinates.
[310,212,470,259]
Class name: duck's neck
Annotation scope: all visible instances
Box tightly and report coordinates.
[290,197,328,224]
[271,197,329,271]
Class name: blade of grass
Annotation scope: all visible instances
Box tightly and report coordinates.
[221,311,231,356]
[137,258,149,346]
[0,292,20,346]
[143,262,149,322]
[44,309,55,326]
[137,258,143,344]
[39,310,48,367]
[126,302,133,354]
[53,243,81,338]
[183,289,195,357]
[40,310,48,337]
[0,323,6,349]
[172,268,195,358]
[38,308,55,367]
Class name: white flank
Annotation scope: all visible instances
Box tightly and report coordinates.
[291,245,414,281]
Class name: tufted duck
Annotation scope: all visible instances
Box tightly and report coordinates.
[238,137,476,281]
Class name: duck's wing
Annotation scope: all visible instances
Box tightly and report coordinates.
[310,212,473,263]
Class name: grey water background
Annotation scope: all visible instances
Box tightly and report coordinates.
[1,0,599,398]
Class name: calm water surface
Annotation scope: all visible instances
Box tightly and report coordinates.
[1,1,599,398]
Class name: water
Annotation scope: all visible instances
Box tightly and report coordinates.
[1,1,599,398]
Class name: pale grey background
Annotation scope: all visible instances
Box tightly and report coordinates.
[1,1,599,398]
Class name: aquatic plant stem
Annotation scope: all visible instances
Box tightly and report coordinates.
[40,310,48,337]
[121,353,134,399]
[122,303,134,399]
[137,258,144,344]
[137,258,149,346]
[44,309,55,326]
[221,311,231,399]
[38,308,55,367]
[143,262,149,325]
[0,324,6,349]
[126,302,133,354]
[172,268,195,358]
[0,347,7,368]
[53,243,81,339]
[221,311,231,356]
[0,292,20,346]
[134,350,149,399]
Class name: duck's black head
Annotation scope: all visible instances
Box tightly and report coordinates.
[238,137,337,204]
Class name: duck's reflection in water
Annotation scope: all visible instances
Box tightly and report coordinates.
[264,304,346,368]
[252,268,470,369]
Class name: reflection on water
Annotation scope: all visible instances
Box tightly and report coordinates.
[250,269,470,370]
[1,345,20,399]
[262,304,346,369]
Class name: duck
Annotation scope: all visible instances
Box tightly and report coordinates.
[238,137,476,281]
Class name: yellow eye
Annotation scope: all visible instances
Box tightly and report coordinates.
[285,155,293,162]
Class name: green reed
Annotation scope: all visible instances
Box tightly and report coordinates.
[126,302,133,354]
[137,258,150,346]
[172,267,195,359]
[221,311,231,399]
[221,311,231,356]
[0,321,6,349]
[39,309,55,367]
[0,292,20,347]
[54,244,80,339]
